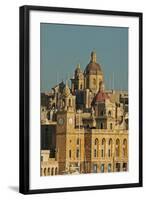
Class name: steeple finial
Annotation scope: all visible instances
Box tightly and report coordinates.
[91,51,96,63]
[77,63,80,69]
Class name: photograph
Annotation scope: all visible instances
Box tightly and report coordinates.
[19,6,142,194]
[40,23,129,176]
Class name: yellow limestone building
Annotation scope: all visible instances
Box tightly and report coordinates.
[41,51,128,175]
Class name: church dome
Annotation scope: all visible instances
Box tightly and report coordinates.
[95,91,109,102]
[85,51,102,75]
[92,81,109,104]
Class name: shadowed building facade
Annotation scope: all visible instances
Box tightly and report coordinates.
[41,51,128,175]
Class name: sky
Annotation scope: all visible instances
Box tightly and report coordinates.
[40,23,128,92]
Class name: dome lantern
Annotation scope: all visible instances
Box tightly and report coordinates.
[91,51,97,63]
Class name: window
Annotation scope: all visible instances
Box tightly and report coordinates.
[93,164,98,173]
[108,110,112,116]
[69,150,71,158]
[100,111,104,116]
[108,164,111,172]
[101,138,106,157]
[48,168,50,175]
[101,164,104,173]
[94,139,99,158]
[108,149,111,157]
[116,139,120,157]
[123,139,127,157]
[69,99,71,107]
[41,156,43,162]
[108,138,112,157]
[110,123,112,130]
[100,123,103,129]
[102,138,105,145]
[101,149,104,157]
[76,149,79,158]
[95,138,98,145]
[94,149,97,157]
[116,163,120,172]
[77,138,79,145]
[109,138,112,145]
[123,163,127,171]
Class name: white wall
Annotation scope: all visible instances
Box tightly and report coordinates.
[0,0,145,199]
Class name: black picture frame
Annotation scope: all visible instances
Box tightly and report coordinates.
[19,5,143,194]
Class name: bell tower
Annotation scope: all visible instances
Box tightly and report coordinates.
[84,51,104,93]
[71,64,84,92]
[56,81,75,174]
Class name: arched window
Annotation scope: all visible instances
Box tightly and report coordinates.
[95,138,98,145]
[123,139,127,157]
[116,139,120,157]
[108,110,112,116]
[102,138,106,145]
[101,138,106,157]
[44,168,46,176]
[51,168,54,176]
[48,168,50,176]
[94,138,99,157]
[108,138,113,157]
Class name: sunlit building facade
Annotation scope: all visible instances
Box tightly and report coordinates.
[41,51,128,175]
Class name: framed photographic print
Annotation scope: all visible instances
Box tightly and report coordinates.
[19,5,143,194]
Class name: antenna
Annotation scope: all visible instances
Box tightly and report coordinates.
[112,72,114,91]
[56,72,59,85]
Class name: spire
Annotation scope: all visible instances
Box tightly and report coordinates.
[90,51,96,63]
[77,63,80,69]
[63,79,70,97]
[75,63,82,76]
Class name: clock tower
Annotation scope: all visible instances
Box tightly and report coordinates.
[56,110,75,174]
[56,81,75,174]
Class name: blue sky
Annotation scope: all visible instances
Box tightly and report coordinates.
[40,23,128,92]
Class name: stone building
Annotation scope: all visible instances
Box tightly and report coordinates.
[41,150,58,176]
[41,51,128,175]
